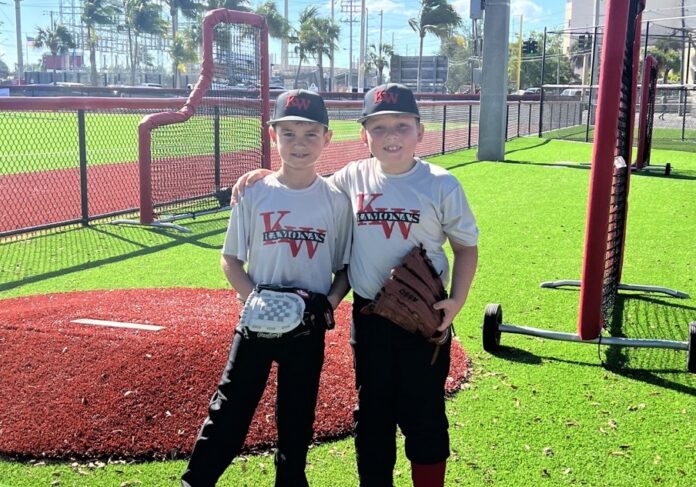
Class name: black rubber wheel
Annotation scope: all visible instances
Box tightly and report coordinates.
[665,163,672,176]
[687,322,696,373]
[482,303,502,352]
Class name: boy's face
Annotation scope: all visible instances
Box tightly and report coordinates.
[360,114,424,170]
[269,120,332,170]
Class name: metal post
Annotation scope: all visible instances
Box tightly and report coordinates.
[683,39,691,141]
[77,110,89,226]
[538,27,547,137]
[441,105,447,154]
[643,21,650,64]
[517,99,521,137]
[505,104,509,141]
[467,104,472,148]
[528,102,532,135]
[585,25,599,143]
[214,106,221,191]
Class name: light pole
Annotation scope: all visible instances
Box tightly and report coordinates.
[15,0,24,81]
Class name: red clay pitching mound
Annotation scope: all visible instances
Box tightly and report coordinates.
[0,289,470,460]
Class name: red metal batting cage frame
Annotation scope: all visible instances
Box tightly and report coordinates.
[136,9,270,228]
[634,55,658,171]
[482,0,693,372]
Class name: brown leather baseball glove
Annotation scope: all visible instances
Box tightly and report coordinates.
[362,245,449,345]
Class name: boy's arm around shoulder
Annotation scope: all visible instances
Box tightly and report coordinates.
[433,240,478,331]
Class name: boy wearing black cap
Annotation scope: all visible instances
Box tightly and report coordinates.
[181,89,352,487]
[334,83,478,487]
[231,83,478,487]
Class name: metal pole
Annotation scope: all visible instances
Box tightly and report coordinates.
[15,0,24,81]
[467,104,472,148]
[441,105,447,154]
[358,0,365,90]
[378,10,383,84]
[214,106,221,190]
[682,38,691,141]
[349,0,354,90]
[516,14,523,90]
[330,0,334,90]
[78,110,89,226]
[643,21,650,64]
[538,27,547,137]
[585,25,599,143]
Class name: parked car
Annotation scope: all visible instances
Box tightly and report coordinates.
[524,87,541,95]
[560,88,582,97]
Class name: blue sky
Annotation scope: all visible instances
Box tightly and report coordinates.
[0,0,566,73]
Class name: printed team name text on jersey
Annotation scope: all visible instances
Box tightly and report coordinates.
[356,193,420,239]
[260,211,326,258]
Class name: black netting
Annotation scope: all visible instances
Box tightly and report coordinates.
[149,22,265,220]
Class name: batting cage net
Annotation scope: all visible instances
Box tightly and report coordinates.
[577,0,645,340]
[635,55,658,170]
[137,9,270,227]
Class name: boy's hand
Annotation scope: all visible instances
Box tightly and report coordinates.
[433,298,464,331]
[231,168,274,204]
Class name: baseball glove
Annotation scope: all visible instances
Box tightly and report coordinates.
[362,245,449,345]
[239,285,334,338]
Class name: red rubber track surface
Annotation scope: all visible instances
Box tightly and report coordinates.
[0,288,469,460]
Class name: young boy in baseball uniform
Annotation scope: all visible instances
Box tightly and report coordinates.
[232,83,479,487]
[181,89,352,487]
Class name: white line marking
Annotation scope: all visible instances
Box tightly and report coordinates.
[71,318,164,332]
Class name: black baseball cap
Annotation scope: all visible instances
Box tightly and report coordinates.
[269,89,329,127]
[358,83,420,123]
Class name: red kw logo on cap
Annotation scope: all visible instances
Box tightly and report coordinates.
[374,89,398,104]
[286,95,311,111]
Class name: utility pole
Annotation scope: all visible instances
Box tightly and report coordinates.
[378,10,384,84]
[591,0,601,86]
[330,0,335,91]
[516,14,523,90]
[341,0,360,90]
[15,0,24,81]
[281,0,288,72]
[358,0,367,93]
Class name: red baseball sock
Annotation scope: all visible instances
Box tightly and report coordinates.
[411,461,446,487]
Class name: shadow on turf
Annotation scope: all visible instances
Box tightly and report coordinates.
[0,217,229,293]
[602,294,696,395]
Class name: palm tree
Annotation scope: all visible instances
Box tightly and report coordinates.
[164,0,203,87]
[255,1,290,41]
[290,7,339,91]
[123,0,168,85]
[33,24,76,82]
[306,16,340,92]
[291,6,317,89]
[170,28,200,83]
[82,0,121,86]
[408,0,461,92]
[365,42,394,85]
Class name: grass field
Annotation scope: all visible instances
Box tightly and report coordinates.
[1,137,694,486]
[541,124,696,153]
[0,111,460,176]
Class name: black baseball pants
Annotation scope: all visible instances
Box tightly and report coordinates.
[351,294,451,487]
[181,327,325,487]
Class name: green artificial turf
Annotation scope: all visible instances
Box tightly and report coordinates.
[1,137,695,486]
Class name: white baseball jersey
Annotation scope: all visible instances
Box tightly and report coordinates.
[222,174,352,295]
[331,157,478,299]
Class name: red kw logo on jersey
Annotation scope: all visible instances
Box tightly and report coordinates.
[374,89,398,105]
[355,193,420,239]
[260,211,326,258]
[285,95,311,111]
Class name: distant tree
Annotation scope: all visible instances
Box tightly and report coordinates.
[648,35,682,83]
[164,0,203,87]
[82,0,121,86]
[123,0,168,85]
[170,28,199,83]
[33,24,77,81]
[508,31,577,90]
[0,58,9,79]
[364,42,394,85]
[439,32,474,93]
[408,0,462,92]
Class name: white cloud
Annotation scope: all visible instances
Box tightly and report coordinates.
[511,0,545,21]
